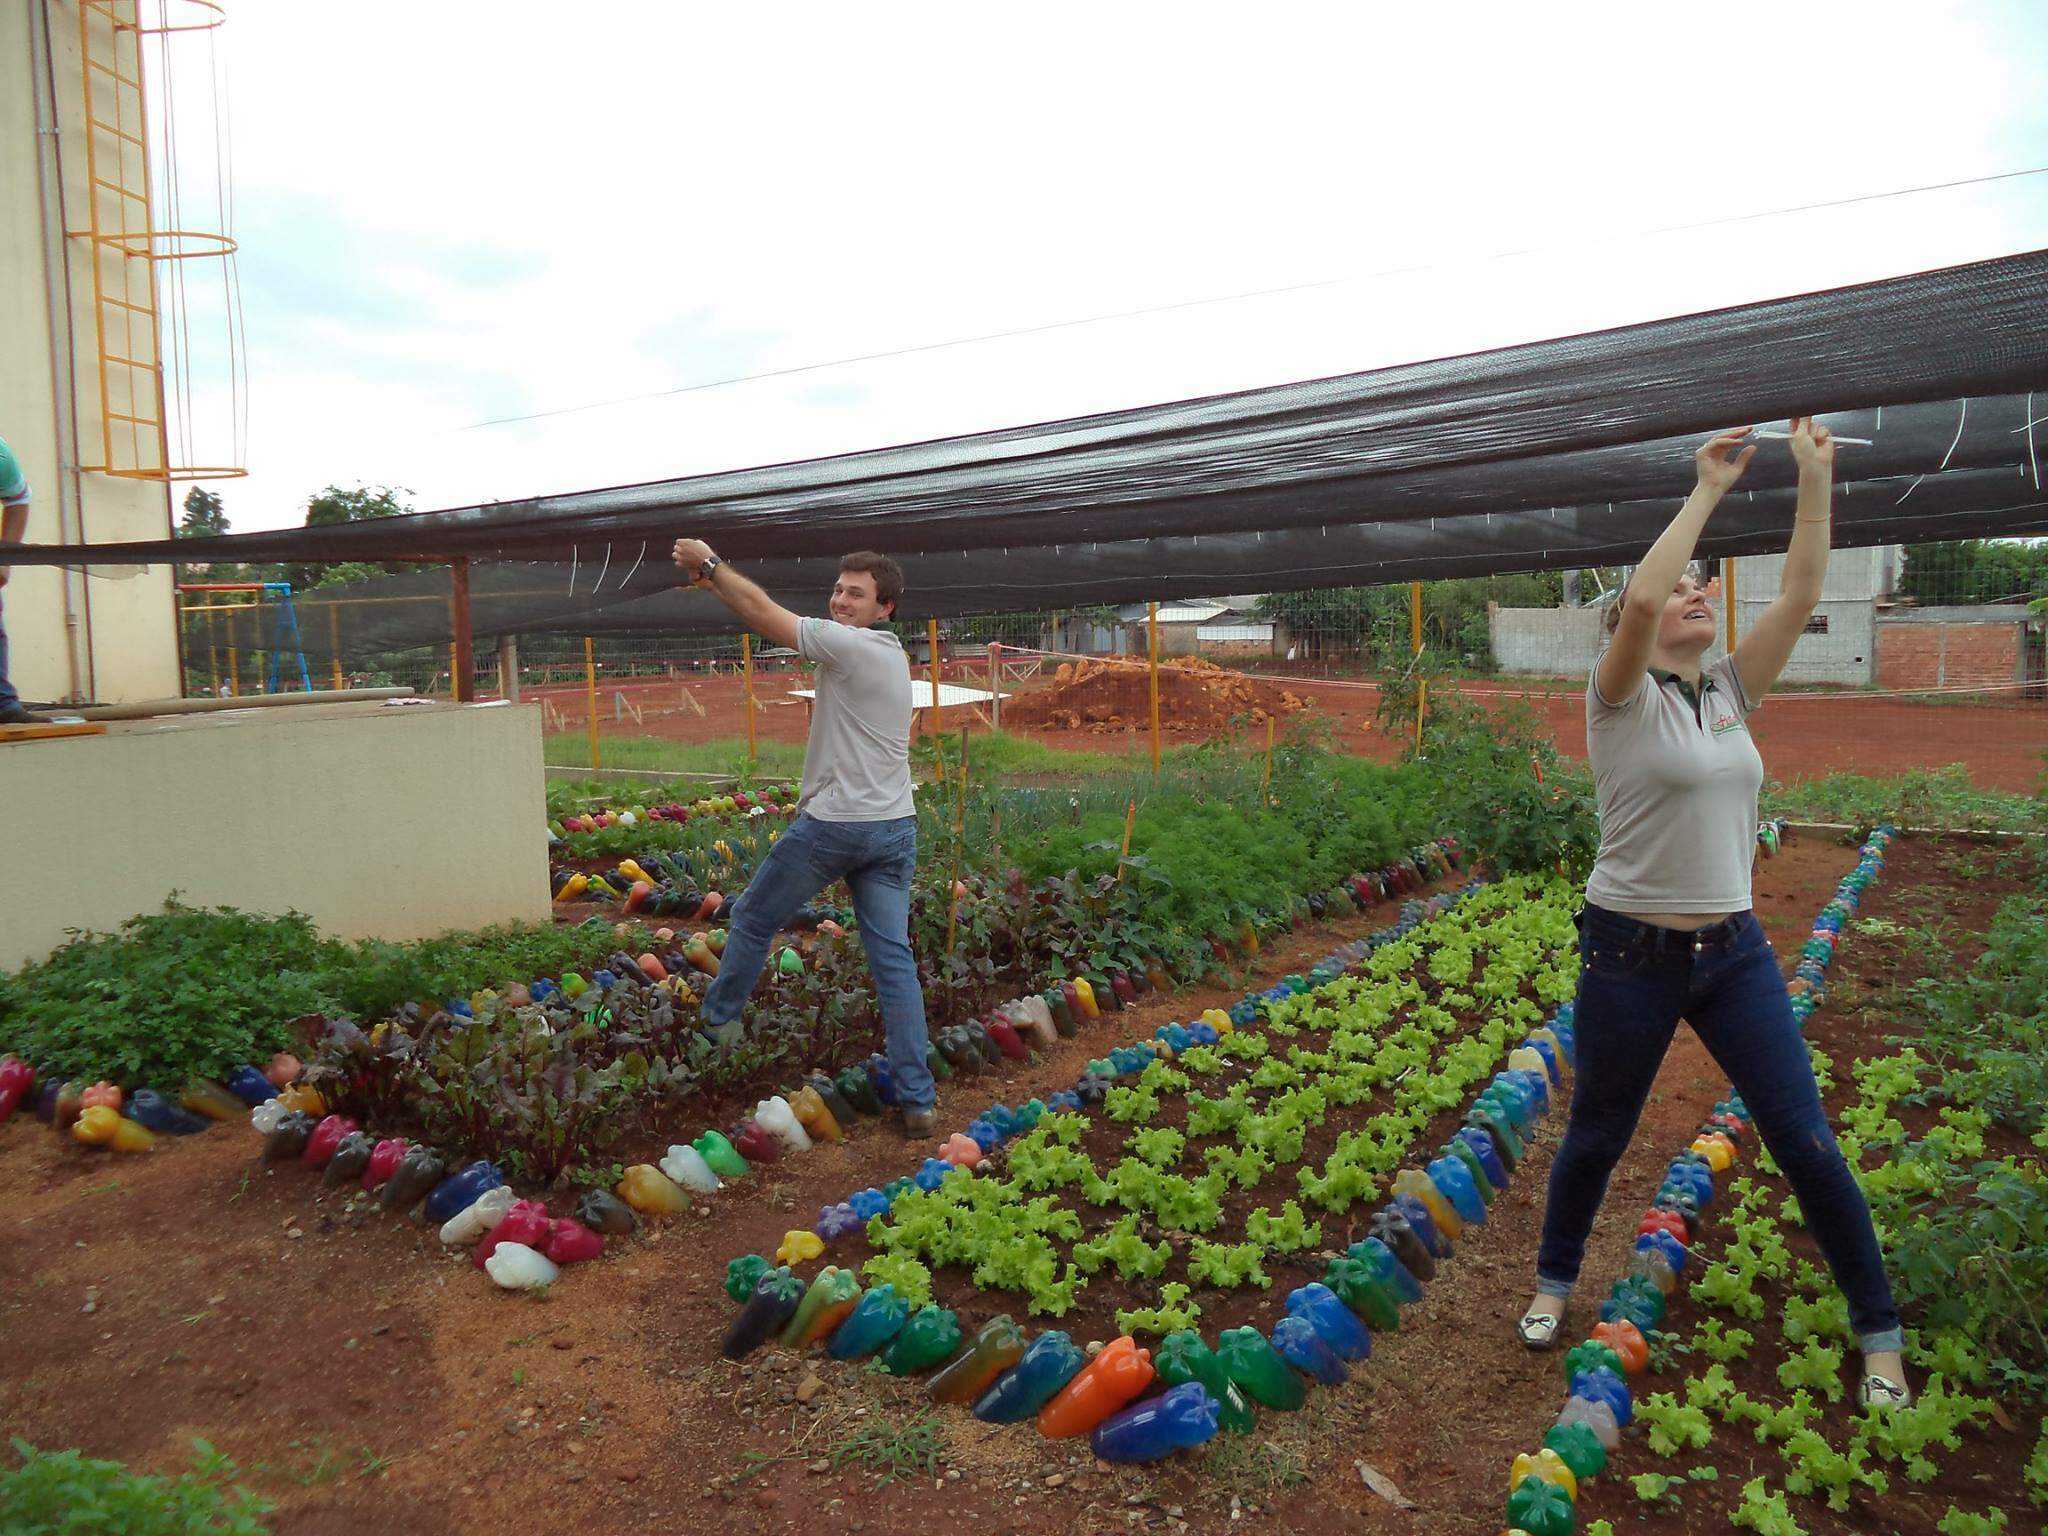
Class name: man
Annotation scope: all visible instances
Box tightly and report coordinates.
[668,540,936,1137]
[0,434,50,727]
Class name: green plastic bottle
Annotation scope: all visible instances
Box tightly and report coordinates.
[781,1266,863,1348]
[882,1306,961,1375]
[724,1254,771,1305]
[1214,1326,1305,1411]
[1442,1137,1495,1202]
[1322,1256,1400,1332]
[1543,1418,1608,1481]
[1154,1331,1256,1434]
[1563,1340,1625,1384]
[694,1130,750,1178]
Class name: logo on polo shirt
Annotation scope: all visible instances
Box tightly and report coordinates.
[1709,711,1745,737]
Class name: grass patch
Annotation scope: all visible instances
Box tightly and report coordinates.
[1,1438,273,1535]
[824,1411,947,1485]
[543,733,809,781]
[1202,1434,1309,1494]
[1763,765,2043,834]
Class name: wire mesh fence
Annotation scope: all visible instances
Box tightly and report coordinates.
[178,537,2048,795]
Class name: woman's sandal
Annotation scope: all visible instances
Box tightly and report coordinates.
[1515,1307,1566,1351]
[1858,1373,1913,1410]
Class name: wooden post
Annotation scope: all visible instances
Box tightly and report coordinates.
[327,606,344,691]
[741,631,758,763]
[988,644,1001,729]
[927,617,942,736]
[206,607,220,696]
[227,634,240,697]
[583,636,601,770]
[1723,555,1737,654]
[1262,714,1275,803]
[1147,600,1162,777]
[451,557,476,703]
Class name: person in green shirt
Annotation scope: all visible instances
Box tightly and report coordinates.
[0,434,50,725]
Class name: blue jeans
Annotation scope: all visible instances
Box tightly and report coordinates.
[0,594,17,712]
[1536,902,1903,1354]
[697,812,934,1113]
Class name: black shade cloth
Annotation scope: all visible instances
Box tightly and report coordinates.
[29,247,2048,659]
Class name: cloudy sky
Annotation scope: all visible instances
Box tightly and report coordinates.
[155,2,2048,535]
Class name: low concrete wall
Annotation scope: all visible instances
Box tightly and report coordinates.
[0,698,549,971]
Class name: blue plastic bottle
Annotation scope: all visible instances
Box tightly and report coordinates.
[1569,1367,1634,1426]
[1048,1089,1083,1112]
[1524,1036,1563,1086]
[965,1118,1001,1152]
[1455,1126,1511,1191]
[1286,1283,1372,1360]
[1390,1193,1453,1260]
[914,1158,952,1192]
[1346,1239,1423,1306]
[1270,1315,1346,1385]
[846,1187,888,1220]
[224,1065,278,1107]
[1090,1382,1221,1463]
[827,1283,910,1360]
[126,1089,209,1135]
[1427,1156,1487,1226]
[423,1159,504,1225]
[866,1055,899,1107]
[973,1330,1087,1422]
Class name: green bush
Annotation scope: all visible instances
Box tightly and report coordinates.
[1,1438,272,1535]
[0,904,339,1089]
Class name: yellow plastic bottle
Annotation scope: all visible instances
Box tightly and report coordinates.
[275,1083,325,1116]
[1509,1448,1578,1502]
[1071,978,1100,1020]
[616,1163,690,1214]
[1393,1168,1464,1242]
[1688,1135,1734,1172]
[775,1229,826,1266]
[1201,1008,1234,1036]
[787,1086,843,1143]
[72,1105,156,1153]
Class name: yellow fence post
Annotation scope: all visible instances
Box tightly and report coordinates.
[1724,555,1738,654]
[741,631,758,764]
[1147,600,1162,777]
[927,618,942,737]
[328,607,344,691]
[1411,580,1426,750]
[205,607,220,696]
[1117,794,1138,882]
[584,636,601,770]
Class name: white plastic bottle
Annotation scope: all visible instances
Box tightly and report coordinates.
[660,1144,722,1194]
[484,1241,561,1291]
[753,1096,813,1154]
[440,1183,516,1246]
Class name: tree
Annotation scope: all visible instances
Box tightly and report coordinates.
[177,486,229,539]
[1898,539,2048,608]
[285,484,413,592]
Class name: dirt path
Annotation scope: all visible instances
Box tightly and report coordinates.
[0,841,1859,1536]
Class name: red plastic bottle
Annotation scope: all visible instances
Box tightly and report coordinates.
[361,1137,410,1191]
[731,1119,782,1164]
[301,1114,360,1169]
[473,1201,552,1270]
[984,1018,1029,1061]
[541,1218,606,1265]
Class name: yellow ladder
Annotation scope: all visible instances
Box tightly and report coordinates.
[71,0,241,482]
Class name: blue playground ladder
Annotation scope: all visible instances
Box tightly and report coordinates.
[262,583,314,693]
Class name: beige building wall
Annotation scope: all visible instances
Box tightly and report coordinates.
[0,701,550,971]
[2,2,183,706]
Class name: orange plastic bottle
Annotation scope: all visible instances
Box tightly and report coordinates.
[1591,1319,1649,1375]
[1037,1336,1154,1438]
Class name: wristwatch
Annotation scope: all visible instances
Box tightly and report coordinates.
[696,554,726,583]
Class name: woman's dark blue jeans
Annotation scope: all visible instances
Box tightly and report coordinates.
[1535,902,1903,1354]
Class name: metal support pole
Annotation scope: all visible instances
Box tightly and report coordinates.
[584,636,601,770]
[498,634,520,701]
[742,631,758,763]
[450,558,475,703]
[1263,715,1275,803]
[926,617,942,735]
[328,606,344,690]
[988,644,1000,729]
[1411,580,1425,750]
[1117,795,1138,882]
[1147,600,1162,777]
[205,607,220,697]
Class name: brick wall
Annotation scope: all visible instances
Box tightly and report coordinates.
[1876,618,2025,690]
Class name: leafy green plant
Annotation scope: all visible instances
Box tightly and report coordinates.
[1185,1239,1271,1290]
[1244,1200,1322,1255]
[859,1253,933,1308]
[1115,1282,1201,1337]
[1,1438,272,1535]
[1635,1392,1714,1456]
[1729,1476,1808,1536]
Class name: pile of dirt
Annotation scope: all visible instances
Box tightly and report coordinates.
[1004,655,1312,732]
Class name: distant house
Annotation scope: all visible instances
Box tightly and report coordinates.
[1111,600,1276,657]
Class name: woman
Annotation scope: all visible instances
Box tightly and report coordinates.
[1515,418,1909,1410]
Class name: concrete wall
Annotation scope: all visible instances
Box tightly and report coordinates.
[1491,547,1903,685]
[0,701,549,971]
[1876,608,2040,691]
[2,3,182,706]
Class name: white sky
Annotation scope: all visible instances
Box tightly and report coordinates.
[154,1,2048,535]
